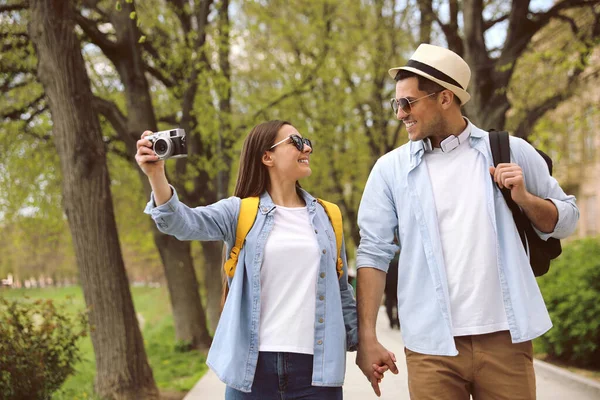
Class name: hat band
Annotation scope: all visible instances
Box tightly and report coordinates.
[405,60,464,90]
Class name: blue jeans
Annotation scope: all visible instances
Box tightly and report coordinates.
[225,352,343,399]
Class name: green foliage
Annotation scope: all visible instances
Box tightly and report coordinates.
[0,296,88,400]
[536,238,600,368]
[1,286,208,398]
[507,7,599,146]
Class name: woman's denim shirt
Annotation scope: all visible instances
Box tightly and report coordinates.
[145,188,358,392]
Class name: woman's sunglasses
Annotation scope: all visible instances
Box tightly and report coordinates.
[390,91,439,115]
[270,134,313,153]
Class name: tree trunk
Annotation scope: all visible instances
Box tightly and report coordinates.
[201,241,225,333]
[108,2,212,349]
[202,0,233,332]
[155,235,212,348]
[418,0,433,44]
[27,1,159,399]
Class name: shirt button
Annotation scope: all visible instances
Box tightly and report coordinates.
[322,249,327,254]
[314,229,318,234]
[317,340,323,345]
[320,272,325,278]
[319,295,324,301]
[319,318,324,323]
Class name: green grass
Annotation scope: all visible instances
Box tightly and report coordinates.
[0,286,208,399]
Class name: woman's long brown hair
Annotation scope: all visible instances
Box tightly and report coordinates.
[220,120,294,311]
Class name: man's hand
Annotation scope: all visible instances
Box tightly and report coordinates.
[356,340,398,397]
[489,163,529,205]
[490,163,558,232]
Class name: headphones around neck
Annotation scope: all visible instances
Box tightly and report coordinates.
[423,127,471,153]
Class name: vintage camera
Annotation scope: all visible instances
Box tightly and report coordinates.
[147,128,188,160]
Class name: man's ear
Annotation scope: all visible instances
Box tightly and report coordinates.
[262,151,274,167]
[440,90,455,110]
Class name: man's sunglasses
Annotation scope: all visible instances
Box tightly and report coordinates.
[269,134,313,153]
[390,92,439,115]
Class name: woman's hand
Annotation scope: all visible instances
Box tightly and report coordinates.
[136,130,164,178]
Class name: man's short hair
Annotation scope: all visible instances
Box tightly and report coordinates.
[394,70,462,106]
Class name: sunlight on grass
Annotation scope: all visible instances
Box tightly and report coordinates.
[0,286,208,398]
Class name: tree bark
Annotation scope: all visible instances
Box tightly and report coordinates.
[27,1,159,398]
[418,0,433,44]
[155,235,212,348]
[202,0,233,331]
[201,241,225,333]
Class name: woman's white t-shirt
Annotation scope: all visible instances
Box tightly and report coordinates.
[258,205,321,354]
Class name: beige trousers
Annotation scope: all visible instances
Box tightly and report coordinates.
[404,330,536,400]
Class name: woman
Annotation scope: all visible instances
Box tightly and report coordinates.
[136,120,358,399]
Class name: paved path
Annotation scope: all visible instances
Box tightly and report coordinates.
[186,307,600,399]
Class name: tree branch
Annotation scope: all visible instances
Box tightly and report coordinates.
[1,74,33,92]
[158,114,179,126]
[532,0,600,27]
[389,123,403,153]
[430,0,463,55]
[0,2,28,13]
[484,14,510,31]
[555,14,580,35]
[500,0,598,63]
[1,92,45,120]
[168,0,192,36]
[513,33,594,139]
[513,93,566,139]
[74,13,118,58]
[1,31,28,40]
[145,63,176,88]
[91,96,127,136]
[104,139,131,162]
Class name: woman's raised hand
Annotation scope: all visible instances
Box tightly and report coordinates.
[136,130,165,177]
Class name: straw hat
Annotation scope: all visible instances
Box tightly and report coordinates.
[388,44,471,105]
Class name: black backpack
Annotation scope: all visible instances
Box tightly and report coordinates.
[489,131,562,277]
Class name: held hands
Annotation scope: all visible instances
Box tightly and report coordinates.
[356,340,398,397]
[135,130,164,178]
[489,163,530,205]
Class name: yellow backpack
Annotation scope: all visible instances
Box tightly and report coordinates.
[223,197,344,280]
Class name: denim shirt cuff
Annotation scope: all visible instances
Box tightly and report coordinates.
[143,185,179,215]
[346,327,358,352]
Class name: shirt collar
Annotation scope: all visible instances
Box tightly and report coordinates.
[258,187,317,214]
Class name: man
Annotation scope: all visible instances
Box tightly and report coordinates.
[355,44,579,399]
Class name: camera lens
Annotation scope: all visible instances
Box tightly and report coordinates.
[154,138,172,158]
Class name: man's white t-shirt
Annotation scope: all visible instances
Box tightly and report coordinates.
[259,205,320,354]
[423,126,509,336]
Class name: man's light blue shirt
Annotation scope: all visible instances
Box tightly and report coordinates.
[356,122,579,356]
[145,188,358,392]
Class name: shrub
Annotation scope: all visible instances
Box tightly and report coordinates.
[0,296,87,400]
[536,237,600,368]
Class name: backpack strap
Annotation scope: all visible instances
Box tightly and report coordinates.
[317,199,344,279]
[223,197,259,278]
[489,130,510,166]
[489,131,529,251]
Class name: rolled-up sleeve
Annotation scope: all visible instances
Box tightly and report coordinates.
[143,185,240,243]
[513,138,579,240]
[356,157,400,272]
